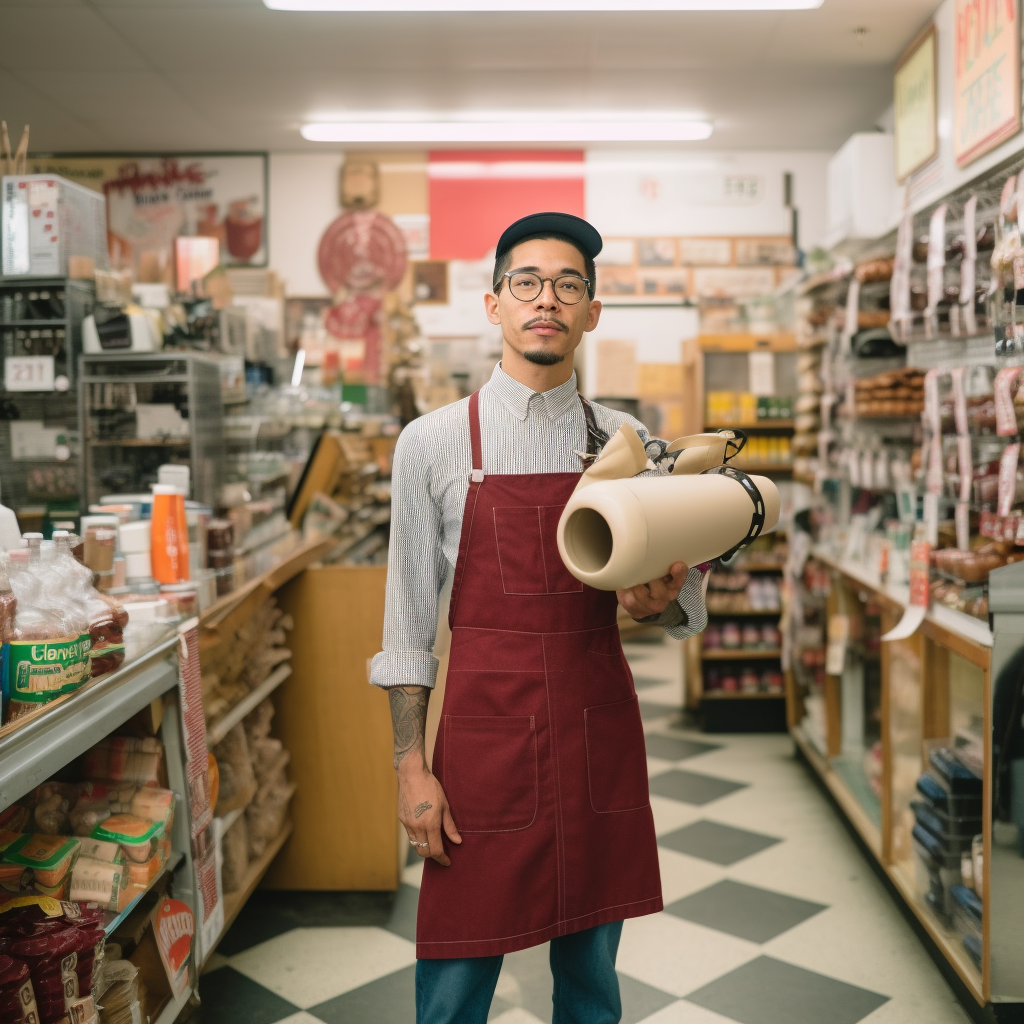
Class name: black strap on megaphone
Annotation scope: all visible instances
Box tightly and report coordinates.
[702,463,767,563]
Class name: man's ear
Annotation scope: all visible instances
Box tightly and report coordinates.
[484,292,501,326]
[584,298,603,332]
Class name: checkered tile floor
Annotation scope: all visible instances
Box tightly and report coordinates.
[200,636,972,1024]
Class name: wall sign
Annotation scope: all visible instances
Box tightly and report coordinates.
[954,0,1022,167]
[894,25,938,181]
[26,153,269,272]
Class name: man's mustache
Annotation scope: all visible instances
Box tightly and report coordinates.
[523,316,568,332]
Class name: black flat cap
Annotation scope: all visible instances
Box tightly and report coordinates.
[495,212,603,261]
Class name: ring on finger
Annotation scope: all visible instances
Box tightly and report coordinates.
[409,839,429,848]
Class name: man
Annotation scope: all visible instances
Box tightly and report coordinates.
[370,212,708,1024]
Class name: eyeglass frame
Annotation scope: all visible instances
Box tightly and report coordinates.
[499,270,594,304]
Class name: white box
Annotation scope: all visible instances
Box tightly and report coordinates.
[826,133,899,248]
[2,174,109,277]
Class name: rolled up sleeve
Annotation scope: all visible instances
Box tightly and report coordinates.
[369,425,449,690]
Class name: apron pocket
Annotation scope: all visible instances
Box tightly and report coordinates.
[493,506,584,596]
[585,697,650,813]
[443,715,539,832]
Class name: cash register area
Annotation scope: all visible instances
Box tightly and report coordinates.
[197,635,970,1024]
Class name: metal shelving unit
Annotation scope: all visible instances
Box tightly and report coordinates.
[0,276,95,518]
[79,351,225,508]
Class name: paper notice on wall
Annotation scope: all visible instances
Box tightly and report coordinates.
[882,537,930,641]
[748,351,775,397]
[9,421,65,460]
[595,339,638,398]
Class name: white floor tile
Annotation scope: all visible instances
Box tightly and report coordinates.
[201,952,230,974]
[229,925,417,1007]
[490,1007,547,1024]
[617,912,759,997]
[635,1000,740,1024]
[650,793,703,837]
[657,846,727,904]
[275,1015,329,1024]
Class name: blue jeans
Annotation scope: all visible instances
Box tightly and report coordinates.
[415,920,623,1024]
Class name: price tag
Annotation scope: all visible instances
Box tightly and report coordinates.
[4,355,55,392]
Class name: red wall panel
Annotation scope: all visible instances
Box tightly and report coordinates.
[428,150,585,261]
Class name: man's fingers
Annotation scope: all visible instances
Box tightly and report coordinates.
[427,822,450,866]
[442,805,462,845]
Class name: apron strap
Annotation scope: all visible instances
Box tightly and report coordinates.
[469,390,484,482]
[580,395,610,458]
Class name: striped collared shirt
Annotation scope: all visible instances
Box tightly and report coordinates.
[369,363,708,690]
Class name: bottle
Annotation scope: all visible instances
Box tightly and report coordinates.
[38,540,91,686]
[151,485,189,584]
[0,554,16,723]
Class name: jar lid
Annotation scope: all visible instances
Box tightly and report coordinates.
[161,582,198,593]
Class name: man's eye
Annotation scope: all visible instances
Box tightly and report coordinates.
[560,280,581,292]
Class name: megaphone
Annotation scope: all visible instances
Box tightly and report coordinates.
[556,427,780,592]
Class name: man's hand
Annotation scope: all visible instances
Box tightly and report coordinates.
[397,765,462,867]
[388,685,462,867]
[616,561,688,621]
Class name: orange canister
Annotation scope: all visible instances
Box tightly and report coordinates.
[151,485,190,584]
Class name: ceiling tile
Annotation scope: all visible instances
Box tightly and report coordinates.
[0,7,149,71]
[0,69,108,151]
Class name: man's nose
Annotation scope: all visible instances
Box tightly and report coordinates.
[534,280,560,309]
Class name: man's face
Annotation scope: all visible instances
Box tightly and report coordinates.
[485,237,602,366]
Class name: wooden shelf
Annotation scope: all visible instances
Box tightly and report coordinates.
[730,463,794,473]
[702,648,782,660]
[889,862,985,1004]
[206,663,292,747]
[202,821,293,966]
[699,332,796,352]
[703,690,785,700]
[88,438,191,447]
[705,421,795,431]
[706,606,782,617]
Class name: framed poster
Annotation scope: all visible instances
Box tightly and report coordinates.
[953,0,1021,167]
[894,25,938,182]
[26,152,269,271]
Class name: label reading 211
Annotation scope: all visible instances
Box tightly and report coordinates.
[4,356,55,392]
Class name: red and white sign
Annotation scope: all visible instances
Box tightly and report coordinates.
[156,898,194,999]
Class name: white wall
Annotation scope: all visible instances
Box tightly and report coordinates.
[265,148,832,296]
[585,150,831,252]
[268,151,343,297]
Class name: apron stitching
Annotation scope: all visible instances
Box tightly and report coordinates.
[540,635,566,928]
[416,898,663,947]
[536,506,549,591]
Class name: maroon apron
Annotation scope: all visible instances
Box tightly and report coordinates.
[416,391,663,960]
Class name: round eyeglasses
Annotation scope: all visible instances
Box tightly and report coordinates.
[503,271,591,304]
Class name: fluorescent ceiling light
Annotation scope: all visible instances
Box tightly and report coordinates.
[302,120,713,143]
[271,0,820,8]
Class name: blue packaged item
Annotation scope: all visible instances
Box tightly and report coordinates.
[929,747,982,795]
[963,933,983,968]
[950,884,983,924]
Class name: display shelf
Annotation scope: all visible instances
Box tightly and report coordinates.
[104,853,183,937]
[889,862,985,1003]
[87,438,191,447]
[198,536,335,653]
[706,607,782,616]
[202,821,293,966]
[791,723,882,858]
[0,634,180,811]
[705,420,795,431]
[701,648,782,660]
[702,690,785,700]
[206,663,292,747]
[730,463,794,473]
[152,990,192,1024]
[812,547,993,649]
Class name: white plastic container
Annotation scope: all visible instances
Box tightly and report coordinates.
[119,521,151,554]
[124,551,152,580]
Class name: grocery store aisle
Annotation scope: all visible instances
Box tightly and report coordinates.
[198,635,970,1024]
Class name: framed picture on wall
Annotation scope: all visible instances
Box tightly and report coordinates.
[953,0,1021,167]
[26,152,270,272]
[894,25,938,182]
[412,260,449,304]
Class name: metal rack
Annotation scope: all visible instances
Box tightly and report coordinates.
[0,277,95,515]
[79,352,225,508]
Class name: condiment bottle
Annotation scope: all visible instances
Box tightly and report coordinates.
[151,485,190,584]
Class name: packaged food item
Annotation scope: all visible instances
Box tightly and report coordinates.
[3,835,80,889]
[69,857,130,913]
[76,838,122,864]
[0,807,30,834]
[129,788,174,830]
[83,737,163,787]
[0,954,37,1024]
[31,783,76,836]
[90,815,164,865]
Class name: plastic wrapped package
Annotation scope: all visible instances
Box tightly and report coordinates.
[221,816,250,893]
[90,815,164,866]
[246,780,295,859]
[249,738,290,788]
[94,957,143,1024]
[0,954,37,1023]
[213,725,257,816]
[3,834,81,893]
[30,783,77,836]
[244,698,275,742]
[83,737,163,787]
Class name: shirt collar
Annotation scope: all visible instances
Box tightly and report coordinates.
[487,363,580,422]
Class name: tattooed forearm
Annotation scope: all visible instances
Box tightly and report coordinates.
[388,685,429,771]
[413,801,433,818]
